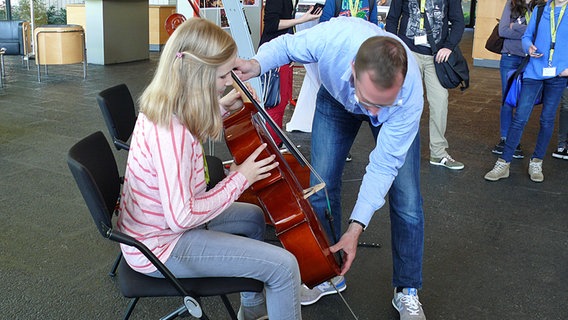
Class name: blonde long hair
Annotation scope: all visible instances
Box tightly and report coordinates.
[139,18,237,141]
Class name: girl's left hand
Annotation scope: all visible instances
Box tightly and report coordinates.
[219,89,243,114]
[559,68,568,77]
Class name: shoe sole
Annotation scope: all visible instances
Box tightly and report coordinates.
[300,283,347,306]
[512,154,524,159]
[429,161,464,170]
[484,172,509,181]
[491,149,503,155]
[552,153,568,159]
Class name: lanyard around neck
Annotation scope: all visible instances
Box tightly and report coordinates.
[419,0,427,30]
[549,1,567,65]
[348,0,362,18]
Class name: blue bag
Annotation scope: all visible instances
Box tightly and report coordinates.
[260,67,281,109]
[504,69,542,107]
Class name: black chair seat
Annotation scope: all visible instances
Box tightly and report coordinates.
[118,257,263,298]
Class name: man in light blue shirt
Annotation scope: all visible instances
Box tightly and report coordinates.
[236,17,426,320]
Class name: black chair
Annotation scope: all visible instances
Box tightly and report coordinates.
[96,83,137,276]
[67,131,264,320]
[96,84,137,151]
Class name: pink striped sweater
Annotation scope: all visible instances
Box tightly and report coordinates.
[117,113,248,274]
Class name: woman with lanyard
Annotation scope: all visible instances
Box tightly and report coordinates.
[491,0,547,159]
[485,0,568,183]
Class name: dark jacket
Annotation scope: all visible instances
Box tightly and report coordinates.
[385,0,465,55]
[259,0,295,46]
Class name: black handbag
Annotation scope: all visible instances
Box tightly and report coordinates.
[260,67,281,109]
[424,18,469,91]
[485,22,504,54]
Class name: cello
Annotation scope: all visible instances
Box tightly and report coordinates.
[224,72,340,289]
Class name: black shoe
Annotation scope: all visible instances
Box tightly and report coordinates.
[552,147,568,159]
[513,144,525,159]
[346,153,352,162]
[492,139,505,155]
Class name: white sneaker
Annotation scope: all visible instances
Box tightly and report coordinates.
[528,158,544,182]
[484,158,510,181]
[392,288,426,320]
[300,275,346,306]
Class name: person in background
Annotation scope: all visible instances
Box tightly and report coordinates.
[319,0,379,163]
[259,0,322,146]
[491,0,539,159]
[552,87,568,159]
[117,18,302,320]
[386,0,466,170]
[235,17,427,320]
[319,0,378,24]
[485,0,568,182]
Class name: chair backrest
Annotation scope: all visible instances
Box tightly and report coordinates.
[96,84,137,151]
[67,131,121,238]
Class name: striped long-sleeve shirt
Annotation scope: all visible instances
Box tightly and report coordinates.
[116,113,248,274]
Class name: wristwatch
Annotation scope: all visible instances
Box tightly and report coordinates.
[348,219,366,231]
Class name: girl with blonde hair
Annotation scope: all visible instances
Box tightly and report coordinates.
[118,18,302,320]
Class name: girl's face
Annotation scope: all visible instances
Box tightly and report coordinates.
[216,55,237,96]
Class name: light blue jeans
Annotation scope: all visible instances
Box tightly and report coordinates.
[502,76,568,162]
[310,86,424,290]
[148,202,301,320]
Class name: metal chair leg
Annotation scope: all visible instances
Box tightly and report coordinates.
[109,251,122,277]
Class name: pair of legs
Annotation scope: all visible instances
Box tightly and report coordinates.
[556,88,568,150]
[499,54,525,138]
[266,63,293,147]
[501,77,568,162]
[148,202,301,320]
[309,86,424,290]
[412,52,450,159]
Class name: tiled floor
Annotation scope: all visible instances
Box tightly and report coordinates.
[1,30,567,319]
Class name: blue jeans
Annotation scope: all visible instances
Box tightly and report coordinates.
[502,77,568,162]
[557,88,568,148]
[310,86,424,289]
[499,54,525,138]
[147,202,302,320]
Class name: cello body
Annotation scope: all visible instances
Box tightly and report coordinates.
[224,101,340,288]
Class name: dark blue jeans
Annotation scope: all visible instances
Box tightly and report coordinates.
[309,86,424,289]
[499,54,524,138]
[502,76,568,162]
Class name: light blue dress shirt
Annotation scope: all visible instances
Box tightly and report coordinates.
[253,17,424,226]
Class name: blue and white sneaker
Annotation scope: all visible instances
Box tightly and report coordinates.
[392,288,426,320]
[300,276,346,306]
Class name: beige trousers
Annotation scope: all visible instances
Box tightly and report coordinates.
[413,51,450,159]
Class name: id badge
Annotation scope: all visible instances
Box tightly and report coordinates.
[414,34,428,45]
[543,67,557,77]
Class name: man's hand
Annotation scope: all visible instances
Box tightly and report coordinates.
[435,48,452,63]
[234,58,261,81]
[329,222,364,275]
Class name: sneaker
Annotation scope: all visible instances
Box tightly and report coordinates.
[429,155,464,170]
[528,158,544,182]
[392,288,426,320]
[346,153,352,162]
[552,147,568,159]
[237,304,268,320]
[484,158,510,181]
[300,275,346,306]
[491,138,505,155]
[513,144,525,159]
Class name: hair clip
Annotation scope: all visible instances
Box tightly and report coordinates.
[176,52,184,59]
